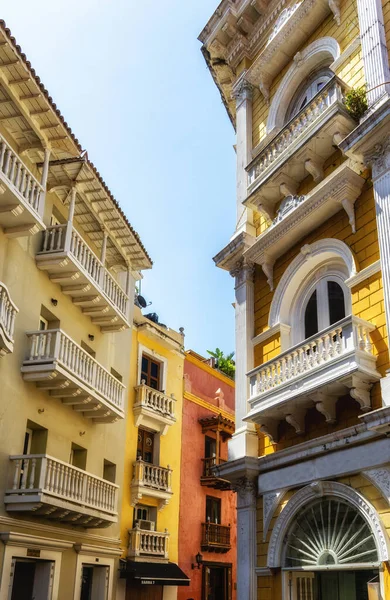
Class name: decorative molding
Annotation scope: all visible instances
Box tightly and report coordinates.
[345,260,381,288]
[266,36,340,132]
[232,73,254,106]
[252,323,291,346]
[330,37,361,73]
[0,532,73,551]
[267,481,390,568]
[255,567,273,576]
[230,258,255,287]
[362,468,390,504]
[269,238,358,327]
[263,490,288,541]
[231,476,258,507]
[364,136,390,180]
[74,543,123,557]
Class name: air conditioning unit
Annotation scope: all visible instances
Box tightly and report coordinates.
[137,520,155,531]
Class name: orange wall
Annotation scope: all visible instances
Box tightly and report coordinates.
[178,357,236,600]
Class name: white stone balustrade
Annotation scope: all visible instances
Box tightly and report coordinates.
[133,383,176,436]
[249,316,375,400]
[0,135,44,215]
[5,454,118,527]
[0,281,18,356]
[247,78,349,190]
[128,526,170,560]
[22,329,125,422]
[38,223,129,319]
[133,459,172,492]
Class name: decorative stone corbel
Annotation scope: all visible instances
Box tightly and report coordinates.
[362,468,390,504]
[328,0,341,26]
[257,199,275,223]
[285,409,305,434]
[300,244,312,260]
[237,15,254,35]
[279,179,298,198]
[304,158,324,182]
[251,0,267,14]
[263,490,287,541]
[339,197,356,233]
[333,131,345,147]
[259,419,278,443]
[350,375,372,412]
[260,257,274,291]
[222,21,238,39]
[258,73,271,105]
[311,391,337,424]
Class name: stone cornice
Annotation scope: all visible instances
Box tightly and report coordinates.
[213,231,255,271]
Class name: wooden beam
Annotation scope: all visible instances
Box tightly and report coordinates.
[30,108,50,116]
[40,123,59,131]
[9,77,31,85]
[0,59,19,67]
[19,92,41,101]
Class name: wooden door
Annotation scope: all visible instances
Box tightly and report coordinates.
[137,428,155,463]
[126,584,163,600]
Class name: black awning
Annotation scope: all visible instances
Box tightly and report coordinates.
[121,561,190,586]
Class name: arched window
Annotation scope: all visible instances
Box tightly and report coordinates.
[303,278,346,340]
[284,497,378,568]
[286,68,333,122]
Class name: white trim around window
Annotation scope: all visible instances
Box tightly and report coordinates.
[137,343,168,393]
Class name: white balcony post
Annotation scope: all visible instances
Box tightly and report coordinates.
[229,260,258,460]
[356,0,390,108]
[233,478,257,600]
[232,74,256,238]
[38,456,47,490]
[64,186,77,251]
[38,147,51,215]
[126,265,135,321]
[100,229,108,265]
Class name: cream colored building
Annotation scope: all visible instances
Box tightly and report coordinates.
[0,20,151,600]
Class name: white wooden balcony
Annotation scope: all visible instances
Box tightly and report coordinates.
[246,316,381,441]
[128,525,170,562]
[21,329,125,423]
[245,78,356,215]
[133,382,176,435]
[36,224,129,332]
[0,134,45,237]
[0,282,18,356]
[5,454,118,528]
[131,458,172,510]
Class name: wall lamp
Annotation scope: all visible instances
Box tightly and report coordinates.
[191,552,203,570]
[51,298,58,307]
[88,334,95,341]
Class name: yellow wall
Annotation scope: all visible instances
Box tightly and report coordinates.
[120,314,184,563]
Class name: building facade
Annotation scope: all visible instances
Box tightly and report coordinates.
[0,21,151,600]
[178,351,237,600]
[119,308,189,600]
[199,1,390,599]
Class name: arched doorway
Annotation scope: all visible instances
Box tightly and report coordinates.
[267,482,389,600]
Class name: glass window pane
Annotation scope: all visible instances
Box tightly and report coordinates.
[141,356,148,373]
[305,290,319,339]
[328,281,345,325]
[151,362,159,377]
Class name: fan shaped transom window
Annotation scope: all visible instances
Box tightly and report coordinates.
[284,498,378,568]
[286,69,333,122]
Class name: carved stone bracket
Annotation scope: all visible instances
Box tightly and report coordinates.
[362,468,390,505]
[328,0,341,25]
[263,490,288,541]
[260,257,274,291]
[305,157,324,182]
[338,197,357,233]
[311,391,337,423]
[259,418,278,443]
[285,409,305,434]
[350,375,372,412]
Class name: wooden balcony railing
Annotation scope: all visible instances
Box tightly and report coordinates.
[201,522,231,552]
[39,224,128,319]
[5,454,118,527]
[202,456,227,478]
[128,525,170,560]
[0,281,18,356]
[22,329,125,421]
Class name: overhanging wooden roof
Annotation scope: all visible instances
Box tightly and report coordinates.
[199,413,235,439]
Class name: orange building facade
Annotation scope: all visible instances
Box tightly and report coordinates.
[178,352,237,600]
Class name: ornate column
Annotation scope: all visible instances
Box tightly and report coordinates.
[232,477,258,600]
[232,74,256,237]
[356,0,390,107]
[229,260,258,460]
[366,137,390,406]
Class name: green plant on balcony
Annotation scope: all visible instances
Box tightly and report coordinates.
[207,348,235,379]
[344,86,368,120]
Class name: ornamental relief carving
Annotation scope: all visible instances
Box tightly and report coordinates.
[231,476,257,506]
[362,468,390,504]
[365,137,390,180]
[229,259,255,286]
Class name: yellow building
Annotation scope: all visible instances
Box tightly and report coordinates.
[199,1,390,599]
[118,306,188,600]
[0,20,151,600]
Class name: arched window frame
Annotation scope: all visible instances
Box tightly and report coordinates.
[285,67,334,123]
[295,268,351,345]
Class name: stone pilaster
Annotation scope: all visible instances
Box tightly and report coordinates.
[365,137,390,405]
[232,477,258,600]
[232,74,256,237]
[229,260,258,460]
[356,0,390,107]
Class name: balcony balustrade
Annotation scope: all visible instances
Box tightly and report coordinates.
[133,382,176,435]
[36,224,129,332]
[21,329,125,423]
[0,134,45,237]
[246,316,381,441]
[128,525,170,562]
[201,522,231,553]
[0,281,18,356]
[201,457,231,491]
[131,458,173,510]
[5,454,118,527]
[245,78,356,215]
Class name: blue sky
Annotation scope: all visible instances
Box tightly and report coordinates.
[2,1,236,356]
